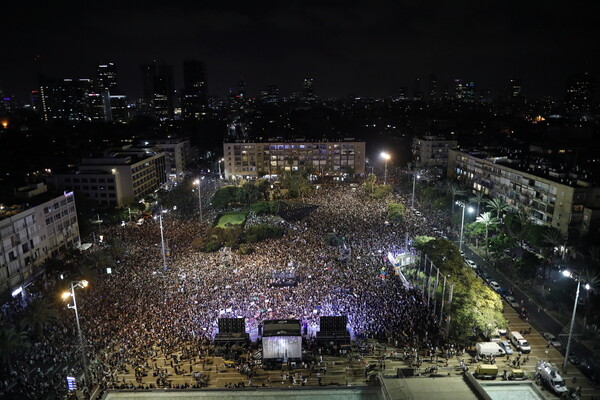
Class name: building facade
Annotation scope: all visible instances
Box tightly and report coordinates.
[223,140,366,180]
[138,138,190,178]
[412,136,457,174]
[49,147,167,207]
[0,185,80,295]
[447,149,600,241]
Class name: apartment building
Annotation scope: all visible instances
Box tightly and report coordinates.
[0,184,80,295]
[412,136,457,172]
[447,149,600,241]
[223,139,366,180]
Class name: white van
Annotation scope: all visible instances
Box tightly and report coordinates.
[476,342,505,357]
[509,331,531,353]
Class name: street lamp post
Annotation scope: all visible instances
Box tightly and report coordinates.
[562,270,591,373]
[62,280,91,391]
[158,211,167,271]
[218,158,224,180]
[380,152,390,186]
[456,201,474,252]
[411,173,420,209]
[194,178,204,223]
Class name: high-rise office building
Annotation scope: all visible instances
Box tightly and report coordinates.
[564,71,594,116]
[260,85,280,105]
[509,77,522,98]
[428,73,437,101]
[96,62,119,93]
[140,61,175,119]
[302,78,316,103]
[181,59,207,120]
[39,77,93,121]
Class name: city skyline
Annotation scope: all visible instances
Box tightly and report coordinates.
[2,1,598,101]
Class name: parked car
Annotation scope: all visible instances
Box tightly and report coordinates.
[489,281,502,292]
[465,259,477,269]
[542,333,562,349]
[505,296,519,309]
[499,340,514,355]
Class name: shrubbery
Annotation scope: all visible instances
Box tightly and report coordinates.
[245,224,283,243]
[387,203,406,223]
[250,201,278,215]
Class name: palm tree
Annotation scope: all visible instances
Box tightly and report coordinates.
[505,207,530,245]
[447,183,466,213]
[542,228,566,262]
[486,197,509,220]
[19,298,59,339]
[582,270,600,333]
[476,212,499,256]
[0,327,30,372]
[469,192,486,217]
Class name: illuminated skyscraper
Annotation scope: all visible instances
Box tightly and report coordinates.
[564,72,594,116]
[181,59,207,120]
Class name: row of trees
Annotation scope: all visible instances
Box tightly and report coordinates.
[413,237,506,342]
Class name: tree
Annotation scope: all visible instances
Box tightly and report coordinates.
[464,221,486,248]
[0,327,30,372]
[387,203,406,223]
[469,192,486,217]
[486,198,509,220]
[18,298,59,339]
[514,251,539,281]
[542,227,566,262]
[414,238,506,341]
[476,212,499,256]
[281,172,312,200]
[447,183,466,213]
[212,186,241,208]
[505,207,531,245]
[363,173,378,194]
[487,233,515,264]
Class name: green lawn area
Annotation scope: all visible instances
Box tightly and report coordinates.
[216,212,247,228]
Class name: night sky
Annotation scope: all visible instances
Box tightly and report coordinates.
[2,0,598,101]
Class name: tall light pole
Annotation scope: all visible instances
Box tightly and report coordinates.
[158,210,167,270]
[562,270,591,373]
[62,280,91,391]
[411,173,420,209]
[456,201,474,252]
[194,177,204,223]
[380,152,390,186]
[218,158,224,180]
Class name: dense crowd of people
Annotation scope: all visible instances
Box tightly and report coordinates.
[2,184,453,398]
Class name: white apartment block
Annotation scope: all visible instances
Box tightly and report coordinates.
[223,140,366,180]
[0,184,80,294]
[448,149,600,241]
[412,136,457,169]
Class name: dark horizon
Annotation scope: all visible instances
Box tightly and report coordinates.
[1,1,598,101]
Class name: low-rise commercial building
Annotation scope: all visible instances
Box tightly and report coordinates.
[49,146,167,207]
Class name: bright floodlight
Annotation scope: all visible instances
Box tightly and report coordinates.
[584,283,591,290]
[562,270,572,278]
[380,152,390,160]
[193,179,200,185]
[81,280,89,288]
[467,206,475,213]
[61,291,71,300]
